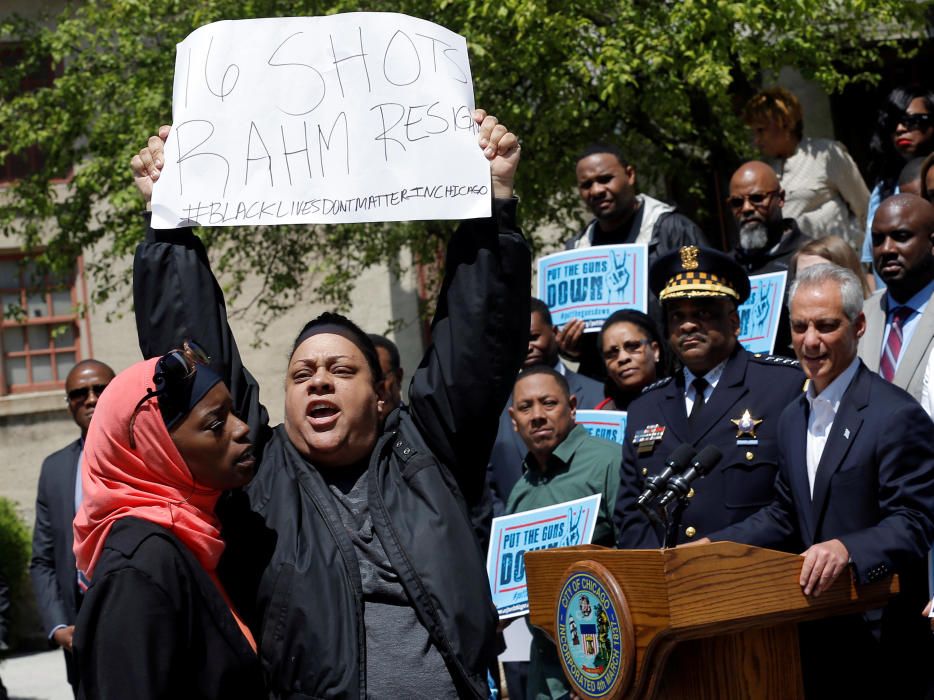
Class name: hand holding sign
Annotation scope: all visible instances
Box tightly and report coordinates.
[132,125,171,210]
[132,107,518,209]
[474,109,520,199]
[148,14,497,228]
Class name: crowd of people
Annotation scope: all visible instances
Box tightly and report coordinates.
[9,80,934,700]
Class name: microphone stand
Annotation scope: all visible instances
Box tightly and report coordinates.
[662,496,690,549]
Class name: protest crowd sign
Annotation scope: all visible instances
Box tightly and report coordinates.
[738,271,787,355]
[486,495,601,618]
[574,410,627,446]
[536,245,648,331]
[151,13,491,228]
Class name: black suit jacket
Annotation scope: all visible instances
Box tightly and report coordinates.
[712,362,934,695]
[486,366,604,516]
[30,438,81,637]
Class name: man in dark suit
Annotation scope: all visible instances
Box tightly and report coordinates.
[614,246,805,548]
[30,359,115,696]
[707,262,934,698]
[487,297,604,516]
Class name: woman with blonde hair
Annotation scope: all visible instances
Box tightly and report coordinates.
[744,87,869,247]
[790,234,871,298]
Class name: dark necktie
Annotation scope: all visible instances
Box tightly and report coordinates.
[879,306,912,382]
[689,377,709,427]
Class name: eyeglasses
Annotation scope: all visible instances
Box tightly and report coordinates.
[66,383,109,403]
[603,338,651,360]
[727,190,780,210]
[890,112,931,132]
[128,340,211,448]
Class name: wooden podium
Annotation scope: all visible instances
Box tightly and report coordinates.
[524,542,897,700]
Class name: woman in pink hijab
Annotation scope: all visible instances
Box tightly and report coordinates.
[72,344,264,700]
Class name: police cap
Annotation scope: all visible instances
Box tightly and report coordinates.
[649,246,751,304]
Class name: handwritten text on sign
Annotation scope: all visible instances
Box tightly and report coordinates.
[738,271,787,355]
[486,494,601,619]
[536,246,648,331]
[151,14,490,228]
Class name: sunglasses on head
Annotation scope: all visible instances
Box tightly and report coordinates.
[727,190,780,210]
[128,340,211,448]
[890,112,931,131]
[67,384,108,403]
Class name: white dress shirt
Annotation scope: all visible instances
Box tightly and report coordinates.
[683,361,727,415]
[805,357,860,497]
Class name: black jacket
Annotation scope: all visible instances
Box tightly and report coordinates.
[133,199,530,699]
[73,518,264,700]
[30,439,82,638]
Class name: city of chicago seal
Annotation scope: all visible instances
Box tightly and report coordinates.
[555,561,634,698]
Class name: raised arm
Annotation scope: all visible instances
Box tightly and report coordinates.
[130,128,269,446]
[409,110,530,505]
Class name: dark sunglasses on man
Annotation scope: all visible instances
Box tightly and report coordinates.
[67,384,109,403]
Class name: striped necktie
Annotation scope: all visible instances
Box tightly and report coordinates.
[879,306,912,382]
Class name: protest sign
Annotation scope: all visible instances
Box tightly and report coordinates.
[574,410,627,446]
[738,270,787,354]
[536,246,648,331]
[487,494,601,619]
[151,14,490,228]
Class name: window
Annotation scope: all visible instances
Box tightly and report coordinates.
[0,43,56,183]
[0,252,82,394]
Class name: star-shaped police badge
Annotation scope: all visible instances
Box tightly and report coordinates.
[731,409,763,438]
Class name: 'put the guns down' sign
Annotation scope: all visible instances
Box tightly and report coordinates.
[486,494,601,619]
[536,246,648,331]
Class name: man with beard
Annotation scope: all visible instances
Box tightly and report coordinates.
[858,193,934,402]
[728,161,809,357]
[614,246,805,548]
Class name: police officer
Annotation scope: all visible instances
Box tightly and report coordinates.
[614,245,805,548]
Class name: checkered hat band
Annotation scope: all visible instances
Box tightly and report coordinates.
[659,271,739,300]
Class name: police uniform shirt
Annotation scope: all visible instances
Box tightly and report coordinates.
[683,361,726,415]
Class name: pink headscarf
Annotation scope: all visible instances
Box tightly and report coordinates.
[73,357,226,582]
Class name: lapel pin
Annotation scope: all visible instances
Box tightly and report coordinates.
[844,427,850,440]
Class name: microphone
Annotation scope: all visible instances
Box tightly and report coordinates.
[656,445,723,508]
[636,444,696,508]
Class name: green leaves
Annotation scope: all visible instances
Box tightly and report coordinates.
[1,0,927,339]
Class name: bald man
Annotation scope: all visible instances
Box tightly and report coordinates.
[30,359,115,696]
[728,160,809,355]
[858,194,934,401]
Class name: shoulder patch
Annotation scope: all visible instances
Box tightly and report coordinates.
[641,376,673,393]
[749,354,800,368]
